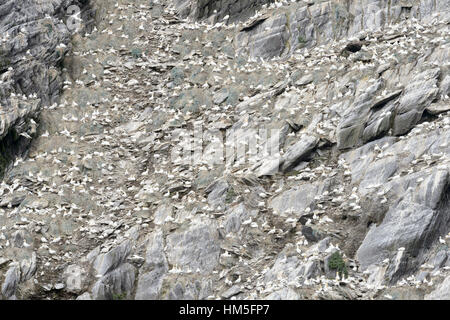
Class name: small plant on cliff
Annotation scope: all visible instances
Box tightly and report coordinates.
[112,292,127,300]
[328,251,348,278]
[225,187,236,203]
[0,48,10,71]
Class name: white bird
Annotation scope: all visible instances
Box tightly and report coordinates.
[19,132,32,139]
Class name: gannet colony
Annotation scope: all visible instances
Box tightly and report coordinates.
[0,0,449,300]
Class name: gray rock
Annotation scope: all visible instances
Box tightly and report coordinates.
[432,251,448,269]
[264,253,304,283]
[0,193,26,207]
[135,231,168,300]
[425,275,450,300]
[213,89,229,105]
[165,279,212,300]
[166,220,221,274]
[76,292,92,300]
[307,237,331,255]
[254,156,282,177]
[416,271,430,283]
[0,258,9,268]
[281,135,319,172]
[426,102,450,115]
[269,183,319,216]
[91,263,136,300]
[175,0,274,24]
[265,287,299,300]
[205,178,229,209]
[302,226,324,243]
[295,74,314,87]
[63,264,87,294]
[303,259,320,279]
[393,68,440,135]
[358,156,399,194]
[19,252,36,282]
[224,203,258,234]
[337,80,384,150]
[221,284,243,299]
[234,1,450,59]
[154,203,174,225]
[356,169,449,280]
[1,264,20,298]
[440,74,450,96]
[0,0,94,170]
[342,136,398,183]
[236,13,289,59]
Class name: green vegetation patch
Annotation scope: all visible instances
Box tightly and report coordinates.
[328,251,348,278]
[225,187,236,203]
[112,292,127,300]
[130,48,142,59]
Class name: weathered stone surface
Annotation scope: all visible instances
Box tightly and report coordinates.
[154,203,174,225]
[76,292,92,300]
[236,0,450,59]
[221,284,243,299]
[432,251,448,270]
[164,278,212,300]
[205,178,229,209]
[213,88,229,105]
[269,183,320,216]
[1,264,20,298]
[93,240,133,276]
[63,264,87,294]
[337,79,387,150]
[174,0,274,23]
[0,0,95,174]
[393,68,440,135]
[265,287,299,300]
[236,13,289,59]
[358,156,399,194]
[426,102,450,115]
[356,169,449,280]
[19,252,36,282]
[224,203,258,234]
[281,135,319,172]
[135,231,168,300]
[1,0,449,302]
[425,275,450,300]
[264,254,306,283]
[92,263,136,300]
[166,220,220,274]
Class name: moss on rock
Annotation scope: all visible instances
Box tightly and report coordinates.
[328,251,348,278]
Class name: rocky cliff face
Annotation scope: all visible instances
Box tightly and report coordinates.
[235,0,450,58]
[0,0,95,175]
[174,0,275,23]
[0,0,449,300]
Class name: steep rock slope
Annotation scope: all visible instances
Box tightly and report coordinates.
[0,0,449,300]
[174,0,275,23]
[0,0,95,175]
